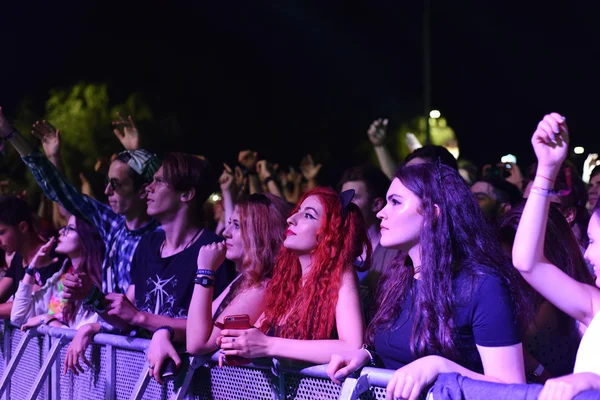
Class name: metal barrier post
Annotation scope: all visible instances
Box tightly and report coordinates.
[49,334,60,400]
[2,323,10,400]
[173,355,208,400]
[339,374,370,400]
[26,334,70,400]
[0,327,40,398]
[105,344,116,400]
[129,359,152,400]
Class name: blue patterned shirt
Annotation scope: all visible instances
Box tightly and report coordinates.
[22,150,160,294]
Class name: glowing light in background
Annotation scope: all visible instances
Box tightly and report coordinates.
[574,146,585,155]
[429,110,441,119]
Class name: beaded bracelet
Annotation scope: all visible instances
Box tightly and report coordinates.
[155,325,175,341]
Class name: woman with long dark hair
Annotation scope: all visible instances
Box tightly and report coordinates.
[218,187,371,364]
[11,215,104,329]
[328,162,529,399]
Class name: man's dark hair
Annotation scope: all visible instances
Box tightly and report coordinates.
[0,196,34,231]
[403,145,459,171]
[478,176,522,206]
[338,165,391,202]
[162,153,215,212]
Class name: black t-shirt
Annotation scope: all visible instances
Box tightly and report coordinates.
[131,229,234,318]
[5,253,64,296]
[374,268,521,373]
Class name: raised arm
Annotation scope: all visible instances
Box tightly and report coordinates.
[0,107,116,241]
[219,164,235,225]
[367,118,396,179]
[512,113,600,326]
[257,160,283,198]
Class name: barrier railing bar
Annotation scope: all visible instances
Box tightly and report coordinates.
[26,334,69,400]
[360,367,395,387]
[0,327,40,399]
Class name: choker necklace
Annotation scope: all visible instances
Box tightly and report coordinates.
[160,227,203,257]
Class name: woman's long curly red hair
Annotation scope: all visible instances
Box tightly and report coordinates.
[259,187,371,340]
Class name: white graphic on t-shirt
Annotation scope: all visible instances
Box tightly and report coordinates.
[146,275,176,315]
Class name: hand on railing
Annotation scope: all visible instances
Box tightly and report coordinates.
[147,329,182,385]
[327,348,370,384]
[385,355,444,400]
[64,323,98,375]
[20,314,47,331]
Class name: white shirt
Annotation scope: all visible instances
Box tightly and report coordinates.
[574,311,600,374]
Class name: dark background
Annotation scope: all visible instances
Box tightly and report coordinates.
[2,0,599,182]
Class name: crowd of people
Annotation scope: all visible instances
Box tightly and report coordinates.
[0,106,599,400]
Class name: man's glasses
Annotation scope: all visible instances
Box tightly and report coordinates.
[105,178,122,191]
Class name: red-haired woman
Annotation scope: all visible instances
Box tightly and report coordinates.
[146,192,291,383]
[218,187,370,364]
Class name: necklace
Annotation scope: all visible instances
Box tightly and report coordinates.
[160,227,203,257]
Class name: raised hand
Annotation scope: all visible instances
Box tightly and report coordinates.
[197,242,227,272]
[531,113,569,169]
[256,160,273,183]
[219,163,234,192]
[0,107,14,138]
[405,132,422,153]
[300,154,322,180]
[31,120,61,159]
[233,166,245,187]
[367,118,388,146]
[30,237,58,269]
[502,162,524,191]
[238,150,258,171]
[112,112,140,150]
[583,153,600,184]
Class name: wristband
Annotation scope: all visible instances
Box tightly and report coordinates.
[2,130,16,141]
[45,317,59,325]
[535,174,556,184]
[361,344,377,366]
[83,285,106,313]
[155,325,175,341]
[194,275,214,288]
[263,175,275,185]
[196,269,215,277]
[25,267,36,276]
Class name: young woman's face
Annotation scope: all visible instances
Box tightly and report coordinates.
[377,178,424,251]
[56,215,82,255]
[584,212,600,287]
[284,195,323,254]
[222,207,244,263]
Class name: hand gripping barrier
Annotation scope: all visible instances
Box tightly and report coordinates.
[0,321,398,400]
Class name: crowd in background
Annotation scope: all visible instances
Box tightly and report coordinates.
[0,107,599,400]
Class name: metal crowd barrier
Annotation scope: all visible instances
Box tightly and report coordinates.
[0,321,396,400]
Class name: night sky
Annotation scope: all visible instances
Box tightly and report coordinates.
[2,1,599,183]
